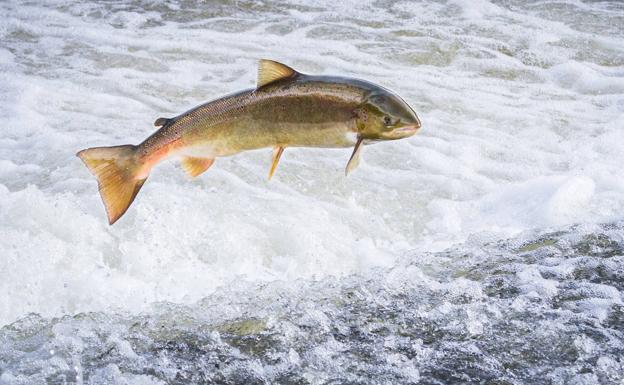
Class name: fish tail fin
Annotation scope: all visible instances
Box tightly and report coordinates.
[77,145,147,225]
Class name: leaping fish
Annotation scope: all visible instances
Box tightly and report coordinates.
[77,60,422,225]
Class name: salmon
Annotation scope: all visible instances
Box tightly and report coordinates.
[77,60,421,224]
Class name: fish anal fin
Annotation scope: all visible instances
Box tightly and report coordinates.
[154,117,172,127]
[257,59,298,88]
[181,157,215,178]
[268,146,284,180]
[345,137,364,176]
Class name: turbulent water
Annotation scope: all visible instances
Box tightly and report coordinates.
[1,0,623,383]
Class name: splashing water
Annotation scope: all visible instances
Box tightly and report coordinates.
[0,0,623,383]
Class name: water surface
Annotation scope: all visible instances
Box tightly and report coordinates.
[0,0,623,383]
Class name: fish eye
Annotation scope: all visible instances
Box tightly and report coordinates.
[383,116,392,126]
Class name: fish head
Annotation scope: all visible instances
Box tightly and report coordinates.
[355,89,421,141]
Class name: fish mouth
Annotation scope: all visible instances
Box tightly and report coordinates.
[390,124,420,138]
[394,113,421,134]
[394,125,420,134]
[411,114,422,129]
[381,124,420,140]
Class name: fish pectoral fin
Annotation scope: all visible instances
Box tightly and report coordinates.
[345,137,364,176]
[257,59,298,88]
[268,146,285,180]
[154,117,172,127]
[181,156,215,178]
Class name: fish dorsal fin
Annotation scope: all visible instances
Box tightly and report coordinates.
[154,117,172,127]
[257,59,298,88]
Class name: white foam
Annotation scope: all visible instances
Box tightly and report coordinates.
[547,61,624,95]
[0,0,623,325]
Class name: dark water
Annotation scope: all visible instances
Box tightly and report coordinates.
[2,223,623,384]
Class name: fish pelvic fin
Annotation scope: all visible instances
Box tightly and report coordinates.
[77,145,147,225]
[345,137,364,176]
[257,59,298,88]
[268,146,284,180]
[181,156,215,178]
